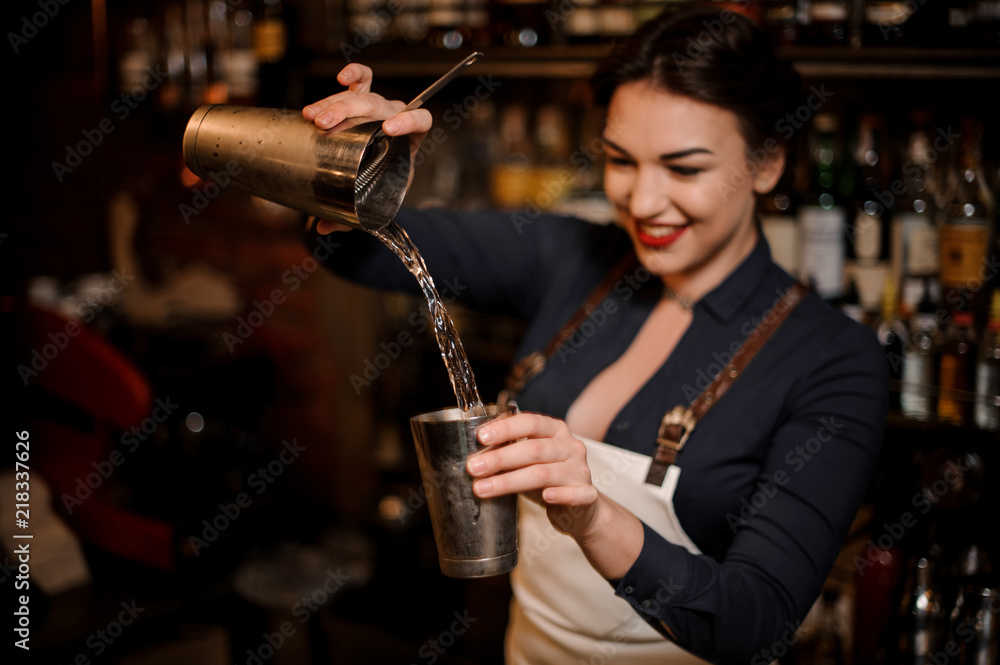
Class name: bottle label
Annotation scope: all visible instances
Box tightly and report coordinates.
[939,219,990,288]
[799,205,846,299]
[901,350,933,420]
[760,215,800,276]
[853,211,882,262]
[937,353,969,425]
[974,362,1000,430]
[254,20,287,63]
[894,213,940,277]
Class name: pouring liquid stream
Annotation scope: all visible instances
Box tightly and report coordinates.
[370,221,487,418]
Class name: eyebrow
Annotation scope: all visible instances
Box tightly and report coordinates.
[602,137,714,160]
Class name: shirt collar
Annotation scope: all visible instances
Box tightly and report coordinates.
[696,235,775,324]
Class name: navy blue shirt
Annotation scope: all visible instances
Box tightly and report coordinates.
[309,208,888,664]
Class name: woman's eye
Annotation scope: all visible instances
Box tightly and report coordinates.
[670,166,703,176]
[607,155,633,167]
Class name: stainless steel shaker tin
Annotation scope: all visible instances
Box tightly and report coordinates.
[410,405,518,578]
[182,104,411,231]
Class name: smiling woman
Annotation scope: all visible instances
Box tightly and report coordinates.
[303,4,888,664]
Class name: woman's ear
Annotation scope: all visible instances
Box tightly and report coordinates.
[753,146,787,195]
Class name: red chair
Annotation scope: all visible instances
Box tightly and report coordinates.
[15,302,176,571]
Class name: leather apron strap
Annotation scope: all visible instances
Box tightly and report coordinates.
[645,282,809,484]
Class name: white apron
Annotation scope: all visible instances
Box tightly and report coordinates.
[505,436,712,665]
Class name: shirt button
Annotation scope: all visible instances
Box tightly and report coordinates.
[623,585,634,595]
[616,421,631,432]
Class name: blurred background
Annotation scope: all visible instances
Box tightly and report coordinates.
[3,0,1000,663]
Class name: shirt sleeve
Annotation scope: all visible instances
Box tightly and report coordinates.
[304,207,595,320]
[612,320,888,665]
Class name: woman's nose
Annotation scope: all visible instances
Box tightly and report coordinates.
[628,166,670,219]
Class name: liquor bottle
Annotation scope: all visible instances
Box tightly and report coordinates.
[974,0,1000,47]
[862,0,913,45]
[974,289,1000,430]
[948,0,979,46]
[943,544,988,661]
[876,279,907,409]
[840,277,864,323]
[254,0,287,63]
[760,0,803,44]
[161,2,187,110]
[805,0,850,44]
[937,310,977,426]
[185,0,209,102]
[205,0,233,103]
[492,0,548,47]
[227,6,259,102]
[961,586,999,665]
[891,0,948,46]
[901,280,940,421]
[891,113,941,312]
[800,114,847,301]
[939,118,994,318]
[119,11,154,96]
[848,114,891,316]
[898,554,946,664]
[427,0,470,49]
[853,544,904,665]
[560,1,636,44]
[490,103,536,210]
[254,0,288,105]
[760,190,801,277]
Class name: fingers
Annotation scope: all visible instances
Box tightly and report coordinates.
[469,431,581,475]
[304,93,396,130]
[301,65,373,122]
[337,63,374,93]
[471,464,593,504]
[543,485,599,506]
[469,413,593,503]
[302,62,433,142]
[478,412,567,446]
[383,107,433,136]
[302,64,388,130]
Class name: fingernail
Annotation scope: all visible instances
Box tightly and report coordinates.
[383,119,400,134]
[468,457,485,474]
[474,479,493,496]
[317,112,333,127]
[479,428,494,444]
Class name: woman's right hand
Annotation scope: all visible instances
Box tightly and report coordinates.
[302,63,433,234]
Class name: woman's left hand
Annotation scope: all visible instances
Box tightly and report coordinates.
[469,412,601,539]
[469,412,646,580]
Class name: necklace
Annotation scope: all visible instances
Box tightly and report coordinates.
[662,285,695,313]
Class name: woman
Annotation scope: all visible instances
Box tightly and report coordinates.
[302,6,887,664]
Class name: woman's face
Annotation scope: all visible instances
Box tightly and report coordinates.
[602,80,783,297]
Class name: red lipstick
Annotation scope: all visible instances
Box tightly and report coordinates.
[636,224,688,248]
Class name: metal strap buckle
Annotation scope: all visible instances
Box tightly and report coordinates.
[500,351,547,407]
[508,351,546,393]
[656,405,696,451]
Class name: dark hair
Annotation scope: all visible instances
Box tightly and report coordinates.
[590,4,802,154]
